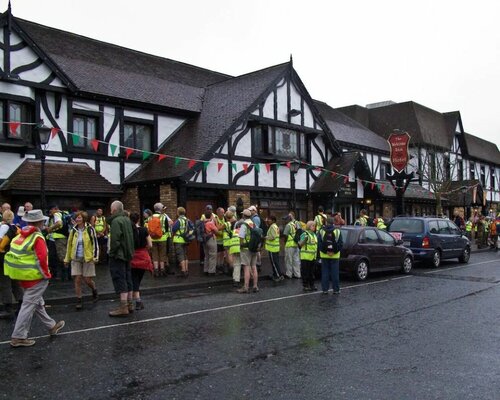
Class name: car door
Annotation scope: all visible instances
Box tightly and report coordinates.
[447,221,464,257]
[437,220,454,258]
[362,228,386,269]
[377,229,403,268]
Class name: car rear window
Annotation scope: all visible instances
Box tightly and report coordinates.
[339,229,351,243]
[388,219,424,234]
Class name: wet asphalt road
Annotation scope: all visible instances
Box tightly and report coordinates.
[1,251,499,400]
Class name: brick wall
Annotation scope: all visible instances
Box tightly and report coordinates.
[228,190,251,209]
[121,187,140,214]
[160,184,178,218]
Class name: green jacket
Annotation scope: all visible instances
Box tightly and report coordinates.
[108,211,134,262]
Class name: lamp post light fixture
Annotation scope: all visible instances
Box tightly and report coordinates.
[37,121,51,212]
[289,159,300,215]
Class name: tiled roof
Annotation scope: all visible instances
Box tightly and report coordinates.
[462,133,500,165]
[0,160,121,196]
[377,180,435,200]
[125,63,290,183]
[367,101,452,150]
[314,101,389,153]
[15,17,231,112]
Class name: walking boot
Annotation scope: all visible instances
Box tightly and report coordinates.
[92,289,99,302]
[75,298,83,310]
[109,301,129,317]
[127,300,135,313]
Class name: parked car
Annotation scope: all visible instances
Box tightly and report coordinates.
[387,216,471,268]
[338,226,414,281]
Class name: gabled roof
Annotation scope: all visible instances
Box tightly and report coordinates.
[0,160,121,196]
[314,101,389,153]
[362,101,452,150]
[310,152,375,194]
[462,133,500,165]
[377,180,435,200]
[11,14,231,112]
[125,63,290,183]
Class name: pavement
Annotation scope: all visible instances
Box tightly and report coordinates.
[43,243,495,305]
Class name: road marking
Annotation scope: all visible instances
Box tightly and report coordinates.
[425,259,499,274]
[0,275,408,345]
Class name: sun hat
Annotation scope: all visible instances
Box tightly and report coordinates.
[22,209,49,223]
[248,205,257,212]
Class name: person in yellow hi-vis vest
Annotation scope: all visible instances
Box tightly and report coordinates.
[4,209,65,347]
[229,225,241,287]
[265,215,284,281]
[318,217,343,294]
[283,212,301,279]
[298,221,318,291]
[148,203,172,277]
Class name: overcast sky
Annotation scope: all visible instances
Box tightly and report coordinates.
[5,0,499,146]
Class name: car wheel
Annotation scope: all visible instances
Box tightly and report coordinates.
[429,250,441,268]
[354,259,369,281]
[401,256,413,274]
[458,246,470,263]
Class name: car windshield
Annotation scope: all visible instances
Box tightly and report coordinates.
[388,219,424,234]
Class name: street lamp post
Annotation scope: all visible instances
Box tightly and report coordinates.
[290,160,300,216]
[37,122,51,212]
[462,186,467,220]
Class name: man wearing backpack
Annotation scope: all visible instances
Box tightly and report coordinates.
[283,212,301,279]
[314,206,327,232]
[90,208,108,264]
[299,221,318,291]
[171,207,193,277]
[148,202,171,277]
[237,209,260,293]
[44,205,69,281]
[318,217,343,294]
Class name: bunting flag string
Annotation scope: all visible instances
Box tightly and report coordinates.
[9,118,486,197]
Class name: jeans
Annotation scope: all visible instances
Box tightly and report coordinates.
[321,258,340,292]
[109,258,133,294]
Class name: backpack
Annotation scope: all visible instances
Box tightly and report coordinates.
[0,224,20,253]
[181,219,196,243]
[147,215,163,239]
[320,229,342,255]
[195,219,206,243]
[244,223,264,253]
[293,223,304,245]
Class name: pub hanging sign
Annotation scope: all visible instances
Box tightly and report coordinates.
[387,131,411,173]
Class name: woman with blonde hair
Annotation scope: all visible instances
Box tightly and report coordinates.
[64,211,99,310]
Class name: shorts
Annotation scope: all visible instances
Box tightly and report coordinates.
[240,249,258,268]
[151,240,168,262]
[71,260,96,277]
[175,243,187,262]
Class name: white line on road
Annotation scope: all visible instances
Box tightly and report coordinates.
[0,276,405,345]
[425,259,499,274]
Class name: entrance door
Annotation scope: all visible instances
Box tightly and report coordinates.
[339,205,352,225]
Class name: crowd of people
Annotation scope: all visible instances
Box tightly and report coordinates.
[453,210,499,250]
[1,198,498,347]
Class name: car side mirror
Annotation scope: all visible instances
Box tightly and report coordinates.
[396,239,404,246]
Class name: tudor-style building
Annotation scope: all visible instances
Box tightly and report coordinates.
[338,101,500,217]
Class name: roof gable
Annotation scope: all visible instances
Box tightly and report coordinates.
[463,133,500,165]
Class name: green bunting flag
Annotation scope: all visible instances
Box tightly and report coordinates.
[109,144,117,156]
[142,151,152,161]
[203,161,209,171]
[231,163,237,172]
[174,157,181,166]
[254,163,260,173]
[71,133,80,145]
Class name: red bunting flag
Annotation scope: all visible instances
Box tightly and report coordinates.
[157,154,167,162]
[51,127,60,139]
[380,184,385,192]
[125,148,134,159]
[370,182,375,190]
[285,161,291,169]
[9,122,20,136]
[331,171,337,177]
[315,167,322,172]
[217,162,224,172]
[344,176,349,184]
[242,163,249,173]
[265,163,271,173]
[91,139,99,152]
[188,159,197,169]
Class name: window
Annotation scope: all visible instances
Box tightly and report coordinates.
[457,159,463,181]
[378,230,396,245]
[445,156,451,180]
[253,124,308,161]
[380,162,392,179]
[429,153,436,180]
[447,221,461,235]
[0,99,34,143]
[480,166,486,186]
[72,115,97,149]
[124,122,152,152]
[437,220,450,234]
[469,161,475,179]
[428,220,439,234]
[388,219,424,234]
[362,229,379,243]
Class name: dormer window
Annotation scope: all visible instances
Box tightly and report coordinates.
[252,124,309,161]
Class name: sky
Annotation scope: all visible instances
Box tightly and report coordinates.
[3,0,499,146]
